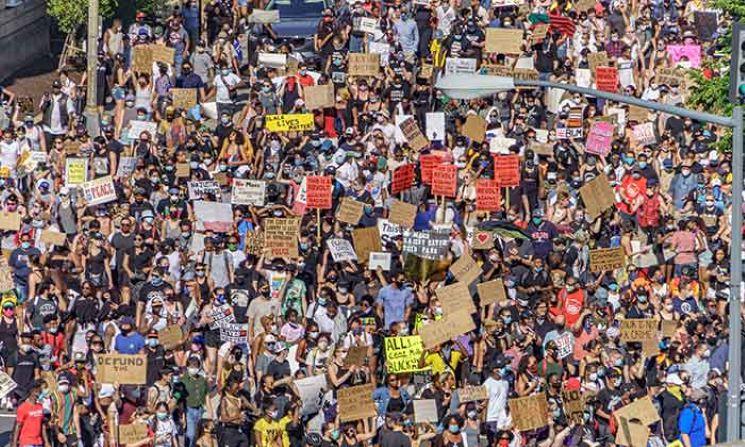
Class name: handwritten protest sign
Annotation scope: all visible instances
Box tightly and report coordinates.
[486,28,524,53]
[420,309,475,349]
[327,238,358,262]
[149,44,175,65]
[344,346,369,367]
[579,174,615,220]
[219,323,248,343]
[132,46,152,72]
[414,400,439,423]
[119,423,149,445]
[477,278,508,306]
[158,326,183,350]
[563,389,585,424]
[587,51,608,73]
[632,122,656,146]
[420,153,443,184]
[81,176,117,206]
[171,88,197,109]
[116,157,137,179]
[0,259,14,291]
[437,282,476,314]
[661,320,677,338]
[258,52,287,68]
[399,116,429,151]
[295,375,328,416]
[247,8,280,23]
[509,394,549,431]
[403,230,450,260]
[392,164,415,194]
[449,254,481,285]
[175,163,190,178]
[656,67,685,87]
[471,230,494,250]
[462,114,487,143]
[304,84,335,110]
[264,217,301,258]
[586,121,614,156]
[385,336,429,373]
[445,57,478,74]
[306,176,332,209]
[667,44,701,68]
[265,114,314,132]
[369,252,392,271]
[0,371,17,400]
[476,179,501,211]
[614,395,660,426]
[432,164,457,197]
[589,247,626,272]
[127,120,158,139]
[337,197,365,225]
[65,158,88,186]
[494,155,521,187]
[620,319,658,343]
[596,66,619,93]
[41,230,67,246]
[532,23,549,42]
[353,226,382,261]
[0,212,19,231]
[96,354,147,384]
[389,200,417,228]
[338,383,377,422]
[426,112,446,141]
[348,53,380,76]
[188,180,221,201]
[194,201,232,233]
[231,179,266,206]
[458,386,489,402]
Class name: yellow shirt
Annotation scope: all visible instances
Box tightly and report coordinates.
[423,351,461,375]
[254,416,291,447]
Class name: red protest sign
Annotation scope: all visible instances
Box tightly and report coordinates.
[476,179,501,211]
[306,176,332,209]
[392,164,415,194]
[586,121,614,156]
[420,154,443,185]
[432,164,458,197]
[596,66,618,93]
[493,155,521,188]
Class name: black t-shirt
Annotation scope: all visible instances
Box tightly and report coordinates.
[146,345,166,386]
[71,296,101,324]
[379,429,412,447]
[138,281,169,304]
[12,351,39,394]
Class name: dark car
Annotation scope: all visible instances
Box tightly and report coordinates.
[265,0,328,56]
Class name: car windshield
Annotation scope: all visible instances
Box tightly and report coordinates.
[266,0,325,18]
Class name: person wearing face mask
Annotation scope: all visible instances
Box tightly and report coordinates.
[9,232,41,304]
[12,332,40,404]
[113,316,145,355]
[150,400,178,447]
[212,64,241,118]
[13,379,47,447]
[48,374,79,446]
[306,333,333,376]
[668,162,699,210]
[246,280,281,339]
[433,415,466,447]
[682,343,711,390]
[181,357,209,447]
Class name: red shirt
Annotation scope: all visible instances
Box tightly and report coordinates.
[16,401,44,445]
[558,287,585,327]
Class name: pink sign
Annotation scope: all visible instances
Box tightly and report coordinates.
[585,121,614,156]
[667,45,701,68]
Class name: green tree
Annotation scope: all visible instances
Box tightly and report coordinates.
[47,0,119,35]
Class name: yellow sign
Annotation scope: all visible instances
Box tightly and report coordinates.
[384,336,429,373]
[65,158,88,186]
[265,114,314,132]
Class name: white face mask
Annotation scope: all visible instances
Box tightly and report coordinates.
[187,367,199,376]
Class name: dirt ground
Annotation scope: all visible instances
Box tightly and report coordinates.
[2,55,83,114]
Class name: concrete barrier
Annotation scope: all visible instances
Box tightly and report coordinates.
[0,0,50,82]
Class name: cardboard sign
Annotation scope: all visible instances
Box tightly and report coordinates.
[171,88,197,109]
[264,217,301,258]
[614,395,660,426]
[327,238,358,262]
[667,44,701,68]
[419,63,434,79]
[420,153,443,185]
[661,320,677,338]
[392,164,415,194]
[389,200,417,228]
[304,84,335,110]
[150,44,175,65]
[0,258,14,291]
[119,423,150,445]
[620,319,658,343]
[509,394,549,431]
[0,371,17,400]
[231,179,266,206]
[385,336,428,373]
[132,46,152,72]
[265,114,315,132]
[494,155,521,187]
[348,53,380,76]
[656,68,685,87]
[247,9,280,23]
[532,23,549,42]
[414,399,439,423]
[596,66,619,93]
[458,385,489,403]
[462,115,487,143]
[188,180,221,201]
[175,163,190,178]
[486,28,524,54]
[353,226,381,262]
[477,278,508,306]
[563,389,585,424]
[471,230,494,250]
[96,354,147,384]
[587,51,608,73]
[450,255,481,285]
[81,176,117,206]
[476,179,501,211]
[337,197,365,225]
[399,116,429,151]
[589,247,626,272]
[41,230,67,246]
[369,252,392,271]
[628,105,647,123]
[432,164,458,197]
[337,383,377,422]
[295,374,327,416]
[127,120,158,140]
[344,346,369,367]
[616,417,649,447]
[632,122,656,146]
[437,281,475,314]
[575,0,596,11]
[158,325,183,349]
[65,158,88,186]
[579,174,615,220]
[306,176,332,209]
[403,230,450,260]
[586,121,614,156]
[420,309,476,348]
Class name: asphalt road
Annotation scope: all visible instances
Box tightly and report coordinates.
[0,410,14,445]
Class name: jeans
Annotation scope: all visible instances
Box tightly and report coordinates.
[185,406,203,447]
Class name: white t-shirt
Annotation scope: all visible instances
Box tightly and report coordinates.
[0,140,20,171]
[483,376,509,425]
[214,72,241,103]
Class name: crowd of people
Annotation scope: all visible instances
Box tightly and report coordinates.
[0,0,737,446]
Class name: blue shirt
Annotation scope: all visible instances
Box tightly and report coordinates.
[114,332,145,354]
[678,404,706,447]
[376,285,414,329]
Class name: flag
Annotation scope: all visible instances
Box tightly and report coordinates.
[549,13,576,37]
